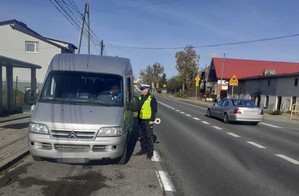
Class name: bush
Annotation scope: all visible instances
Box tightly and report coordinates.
[271,110,282,115]
[175,91,187,98]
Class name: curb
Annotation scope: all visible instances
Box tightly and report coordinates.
[0,149,29,172]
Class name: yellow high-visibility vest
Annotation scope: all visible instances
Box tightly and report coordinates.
[139,96,152,119]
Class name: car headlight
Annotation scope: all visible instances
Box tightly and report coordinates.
[29,123,49,134]
[97,127,123,137]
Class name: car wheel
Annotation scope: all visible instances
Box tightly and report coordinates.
[223,113,230,124]
[207,109,211,117]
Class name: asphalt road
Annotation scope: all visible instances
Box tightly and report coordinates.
[155,95,299,196]
[1,95,298,196]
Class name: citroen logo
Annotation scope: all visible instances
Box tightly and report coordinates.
[68,131,78,139]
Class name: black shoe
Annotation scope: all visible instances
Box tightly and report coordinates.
[135,150,146,156]
[146,153,153,159]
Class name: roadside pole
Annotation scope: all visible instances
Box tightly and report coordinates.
[195,74,200,100]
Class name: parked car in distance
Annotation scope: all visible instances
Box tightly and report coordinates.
[207,98,264,125]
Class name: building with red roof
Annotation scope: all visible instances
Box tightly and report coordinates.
[203,58,299,113]
[206,57,299,82]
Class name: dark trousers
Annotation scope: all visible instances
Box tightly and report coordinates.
[139,120,154,155]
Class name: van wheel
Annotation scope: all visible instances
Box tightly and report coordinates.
[223,113,230,124]
[118,145,127,164]
[32,155,43,161]
[118,133,129,164]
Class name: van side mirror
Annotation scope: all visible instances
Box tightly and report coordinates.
[131,96,140,112]
[24,90,35,106]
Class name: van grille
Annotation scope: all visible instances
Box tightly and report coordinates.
[51,130,96,140]
[54,144,90,152]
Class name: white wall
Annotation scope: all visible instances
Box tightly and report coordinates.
[0,25,61,84]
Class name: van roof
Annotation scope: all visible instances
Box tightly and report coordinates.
[49,54,132,75]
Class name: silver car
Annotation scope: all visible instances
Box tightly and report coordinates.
[207,98,264,125]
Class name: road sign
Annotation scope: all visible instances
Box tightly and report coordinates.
[229,74,238,86]
[195,74,201,87]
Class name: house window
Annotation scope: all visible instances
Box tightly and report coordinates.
[25,41,39,53]
[295,78,298,86]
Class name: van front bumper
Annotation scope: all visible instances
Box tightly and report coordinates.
[28,132,128,161]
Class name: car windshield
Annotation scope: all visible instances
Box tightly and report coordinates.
[39,71,123,106]
[232,99,256,108]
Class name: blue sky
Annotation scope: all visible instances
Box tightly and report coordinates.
[1,0,299,78]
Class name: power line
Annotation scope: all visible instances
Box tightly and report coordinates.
[106,33,299,50]
[92,0,182,13]
[49,0,299,53]
[49,0,102,51]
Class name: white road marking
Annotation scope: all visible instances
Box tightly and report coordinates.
[193,117,200,120]
[180,111,185,114]
[158,101,175,110]
[185,114,191,117]
[201,121,210,124]
[260,122,282,128]
[152,151,161,162]
[176,110,180,112]
[226,132,240,138]
[156,171,175,192]
[247,141,267,149]
[275,154,299,165]
[212,126,222,130]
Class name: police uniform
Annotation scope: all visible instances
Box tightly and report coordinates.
[136,87,157,159]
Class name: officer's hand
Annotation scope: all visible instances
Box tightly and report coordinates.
[149,121,154,125]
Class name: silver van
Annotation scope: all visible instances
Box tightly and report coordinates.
[25,54,138,164]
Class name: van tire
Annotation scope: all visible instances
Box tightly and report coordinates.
[118,145,127,164]
[32,155,42,161]
[118,133,129,164]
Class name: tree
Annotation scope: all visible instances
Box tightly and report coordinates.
[175,46,199,90]
[167,75,181,94]
[139,62,164,87]
[159,73,167,88]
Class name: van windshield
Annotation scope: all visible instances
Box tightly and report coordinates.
[39,71,123,106]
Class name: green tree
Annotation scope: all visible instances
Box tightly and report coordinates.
[140,62,164,87]
[167,75,181,94]
[175,46,199,91]
[159,73,167,88]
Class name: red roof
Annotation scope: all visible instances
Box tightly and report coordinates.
[212,58,299,79]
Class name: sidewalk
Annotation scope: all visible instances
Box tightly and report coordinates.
[0,113,30,172]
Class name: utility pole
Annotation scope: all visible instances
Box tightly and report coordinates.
[218,53,226,99]
[100,40,105,55]
[87,3,90,55]
[78,3,90,54]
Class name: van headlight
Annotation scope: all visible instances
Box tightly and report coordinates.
[29,123,49,134]
[97,127,123,137]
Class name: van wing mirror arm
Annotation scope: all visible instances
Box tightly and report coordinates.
[24,90,36,106]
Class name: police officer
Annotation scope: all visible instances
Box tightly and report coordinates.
[135,85,157,159]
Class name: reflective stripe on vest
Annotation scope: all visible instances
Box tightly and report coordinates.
[139,96,152,119]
